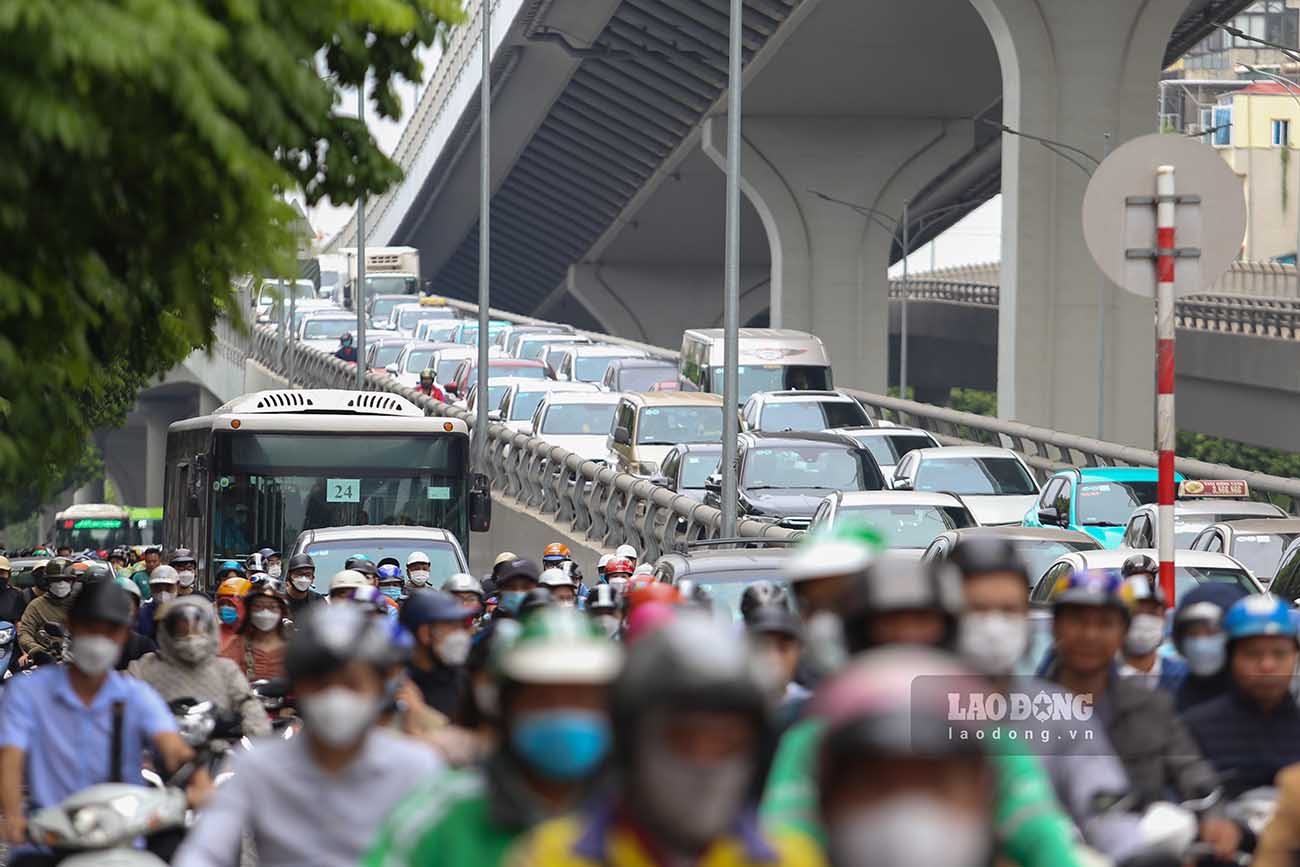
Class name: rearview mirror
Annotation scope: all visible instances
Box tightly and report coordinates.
[385,363,399,376]
[1037,506,1061,527]
[612,426,631,446]
[488,409,503,422]
[649,473,670,488]
[892,476,913,490]
[469,473,492,532]
[705,473,723,491]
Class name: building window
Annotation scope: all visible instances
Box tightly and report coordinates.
[1213,106,1233,146]
[1274,118,1291,146]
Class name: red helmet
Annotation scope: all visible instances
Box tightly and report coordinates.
[625,581,682,613]
[604,557,635,578]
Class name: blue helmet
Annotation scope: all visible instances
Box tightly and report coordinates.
[377,564,403,582]
[218,559,246,576]
[1223,594,1298,642]
[400,590,471,632]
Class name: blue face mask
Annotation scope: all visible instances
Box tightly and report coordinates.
[1183,633,1227,677]
[499,590,527,616]
[218,606,239,625]
[381,586,403,601]
[510,710,610,780]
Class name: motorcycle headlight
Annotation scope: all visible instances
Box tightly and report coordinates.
[0,627,14,645]
[71,802,126,847]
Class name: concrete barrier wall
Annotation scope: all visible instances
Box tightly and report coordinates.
[468,492,612,581]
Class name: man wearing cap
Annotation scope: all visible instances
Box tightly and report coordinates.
[405,552,434,591]
[328,569,370,603]
[492,558,541,620]
[0,582,207,861]
[0,555,31,630]
[401,591,474,718]
[284,554,324,617]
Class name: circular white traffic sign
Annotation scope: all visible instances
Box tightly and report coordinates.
[1082,133,1245,297]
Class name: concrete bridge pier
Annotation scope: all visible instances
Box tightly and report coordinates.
[971,0,1191,448]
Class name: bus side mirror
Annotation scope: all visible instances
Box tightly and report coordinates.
[470,473,492,533]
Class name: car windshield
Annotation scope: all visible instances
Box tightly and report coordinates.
[838,504,975,548]
[260,280,315,305]
[692,575,789,621]
[1077,481,1156,526]
[302,318,353,339]
[681,452,721,487]
[435,357,466,382]
[1174,512,1269,547]
[303,540,462,594]
[398,308,446,330]
[475,384,512,410]
[404,350,436,373]
[369,297,406,323]
[615,364,677,391]
[1230,533,1298,579]
[576,355,637,383]
[371,344,404,368]
[760,400,869,432]
[743,446,875,491]
[365,275,418,295]
[853,434,936,466]
[915,457,1038,496]
[1017,540,1101,586]
[418,323,459,342]
[710,364,832,404]
[540,403,617,435]
[636,406,724,445]
[509,390,548,421]
[465,363,546,383]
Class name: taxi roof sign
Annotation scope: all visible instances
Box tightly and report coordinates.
[418,295,447,307]
[1178,479,1250,499]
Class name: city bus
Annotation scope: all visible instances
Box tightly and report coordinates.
[52,503,133,552]
[128,507,164,547]
[162,389,489,585]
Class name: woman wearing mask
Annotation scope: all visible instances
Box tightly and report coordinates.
[214,576,253,655]
[221,581,288,682]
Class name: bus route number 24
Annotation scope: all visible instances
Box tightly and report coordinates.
[327,479,362,503]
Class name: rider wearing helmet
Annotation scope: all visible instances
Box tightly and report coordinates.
[129,597,270,739]
[513,612,820,867]
[17,559,77,658]
[492,558,540,619]
[745,603,806,730]
[283,553,324,616]
[602,557,634,594]
[328,568,370,603]
[175,604,441,867]
[586,584,620,639]
[784,529,876,624]
[443,573,484,615]
[377,564,406,604]
[347,555,379,588]
[1184,595,1300,800]
[538,568,578,607]
[595,554,612,583]
[614,543,637,568]
[1115,554,1188,692]
[220,581,289,682]
[400,591,475,719]
[366,609,621,867]
[214,576,253,652]
[739,580,788,624]
[406,551,434,591]
[215,559,246,584]
[260,548,282,581]
[541,542,571,569]
[0,554,30,630]
[1172,582,1250,712]
[416,368,445,402]
[135,564,182,640]
[334,332,358,362]
[169,549,202,599]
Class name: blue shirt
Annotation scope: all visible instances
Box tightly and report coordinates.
[0,665,176,812]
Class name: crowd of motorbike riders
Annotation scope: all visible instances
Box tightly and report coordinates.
[4,529,1300,866]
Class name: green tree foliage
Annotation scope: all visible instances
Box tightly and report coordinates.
[947,387,997,417]
[0,0,463,510]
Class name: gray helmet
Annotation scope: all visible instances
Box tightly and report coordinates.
[538,568,573,589]
[246,552,267,574]
[444,573,484,598]
[149,564,181,587]
[156,597,219,665]
[287,553,315,572]
[286,603,392,682]
[838,554,965,654]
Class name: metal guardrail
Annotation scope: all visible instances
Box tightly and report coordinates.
[887,280,1300,340]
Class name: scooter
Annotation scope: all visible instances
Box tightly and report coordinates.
[26,782,188,866]
[251,677,299,739]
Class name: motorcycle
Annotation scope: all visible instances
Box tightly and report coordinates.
[1118,788,1270,867]
[26,781,188,867]
[251,677,298,739]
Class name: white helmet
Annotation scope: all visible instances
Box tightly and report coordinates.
[329,569,369,593]
[406,551,431,568]
[615,544,638,560]
[786,539,874,583]
[597,553,613,571]
[443,573,484,598]
[632,563,655,576]
[539,567,574,589]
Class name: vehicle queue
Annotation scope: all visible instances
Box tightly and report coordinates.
[4,291,1300,867]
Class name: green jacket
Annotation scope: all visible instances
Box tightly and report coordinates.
[760,718,1084,867]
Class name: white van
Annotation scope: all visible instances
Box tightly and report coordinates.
[679,328,832,405]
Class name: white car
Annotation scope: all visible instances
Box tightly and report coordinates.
[741,390,872,433]
[1121,499,1288,551]
[891,446,1039,526]
[388,303,457,338]
[551,345,649,384]
[1030,548,1264,606]
[808,490,978,559]
[391,341,459,389]
[413,318,461,343]
[492,381,601,434]
[255,278,317,323]
[829,425,941,480]
[461,377,540,415]
[297,312,358,353]
[530,392,623,462]
[513,332,592,361]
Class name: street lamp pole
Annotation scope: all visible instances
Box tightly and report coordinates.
[476,0,492,469]
[720,0,742,538]
[900,199,911,399]
[355,86,367,390]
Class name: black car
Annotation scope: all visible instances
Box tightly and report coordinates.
[651,443,724,503]
[652,543,792,620]
[702,431,887,530]
[600,357,680,393]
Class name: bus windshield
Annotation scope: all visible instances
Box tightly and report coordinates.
[209,432,469,560]
[709,364,831,403]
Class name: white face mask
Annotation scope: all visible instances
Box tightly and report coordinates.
[408,570,431,587]
[1125,613,1166,656]
[290,574,314,593]
[1183,634,1227,677]
[176,570,197,588]
[267,564,282,579]
[957,612,1028,676]
[69,634,120,676]
[300,687,378,748]
[250,609,281,632]
[47,581,72,599]
[828,795,991,867]
[435,630,472,667]
[636,746,752,850]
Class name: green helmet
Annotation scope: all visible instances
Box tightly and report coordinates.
[785,520,884,584]
[494,607,623,685]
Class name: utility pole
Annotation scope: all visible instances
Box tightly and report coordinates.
[720,0,742,538]
[355,86,367,390]
[476,0,492,468]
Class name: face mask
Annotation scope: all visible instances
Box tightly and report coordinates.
[381,586,403,601]
[155,590,175,605]
[1183,634,1227,677]
[69,634,120,677]
[172,634,211,665]
[957,612,1029,676]
[511,710,611,780]
[217,605,239,625]
[595,614,620,639]
[828,795,991,867]
[300,686,378,748]
[47,581,72,599]
[176,570,197,588]
[636,747,752,850]
[290,574,314,593]
[500,590,527,616]
[408,570,430,587]
[435,630,472,666]
[267,564,282,578]
[1125,613,1166,656]
[250,609,281,632]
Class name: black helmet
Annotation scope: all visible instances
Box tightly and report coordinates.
[287,553,315,572]
[109,546,132,563]
[68,580,135,627]
[1121,554,1159,578]
[345,556,378,578]
[740,580,788,623]
[169,548,198,568]
[586,584,619,614]
[745,604,801,639]
[839,554,964,654]
[340,332,354,345]
[81,561,114,585]
[519,587,553,617]
[947,536,1029,584]
[285,604,391,683]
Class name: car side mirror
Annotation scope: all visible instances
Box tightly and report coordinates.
[385,363,399,375]
[612,426,631,446]
[892,476,913,490]
[705,473,723,491]
[488,409,503,422]
[469,473,492,533]
[649,473,670,488]
[1037,506,1061,527]
[445,383,459,397]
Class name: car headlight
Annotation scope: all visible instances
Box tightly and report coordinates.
[638,461,659,475]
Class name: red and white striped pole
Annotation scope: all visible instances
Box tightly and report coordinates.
[1156,165,1177,607]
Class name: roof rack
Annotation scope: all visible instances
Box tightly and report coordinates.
[677,537,800,553]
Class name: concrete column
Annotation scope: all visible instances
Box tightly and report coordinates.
[970,0,1189,447]
[197,388,221,417]
[144,409,168,508]
[567,263,770,350]
[702,116,976,393]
